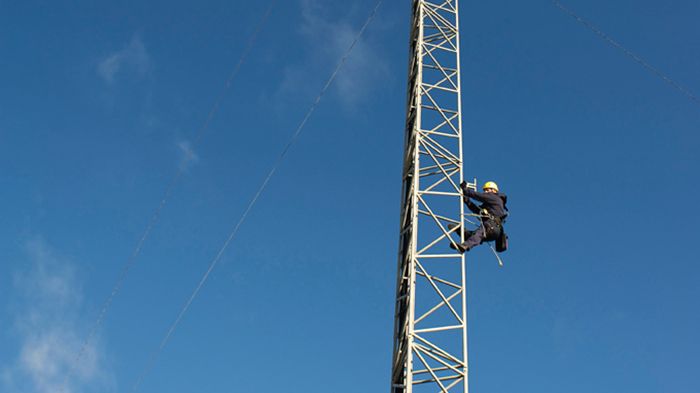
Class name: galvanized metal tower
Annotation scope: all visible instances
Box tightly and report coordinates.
[391,1,469,393]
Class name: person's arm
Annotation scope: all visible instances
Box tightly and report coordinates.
[462,187,489,203]
[461,185,504,209]
[459,182,498,209]
[464,197,480,214]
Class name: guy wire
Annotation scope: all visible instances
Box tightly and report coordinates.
[59,2,277,392]
[552,0,700,106]
[129,0,385,391]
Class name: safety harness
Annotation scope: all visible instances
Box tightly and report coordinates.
[479,200,508,254]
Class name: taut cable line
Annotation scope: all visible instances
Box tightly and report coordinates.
[59,2,277,392]
[552,0,700,106]
[129,1,385,391]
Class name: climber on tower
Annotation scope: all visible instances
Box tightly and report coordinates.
[450,180,508,253]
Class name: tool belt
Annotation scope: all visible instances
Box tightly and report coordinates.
[480,209,507,252]
[482,219,502,240]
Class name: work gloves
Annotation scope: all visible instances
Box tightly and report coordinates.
[459,180,468,192]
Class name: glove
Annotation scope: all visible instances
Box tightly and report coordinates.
[460,180,467,191]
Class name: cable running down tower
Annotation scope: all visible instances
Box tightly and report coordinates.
[391,1,469,392]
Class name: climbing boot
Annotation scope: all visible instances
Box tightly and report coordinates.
[449,241,469,253]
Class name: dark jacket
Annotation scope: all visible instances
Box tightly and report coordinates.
[462,188,508,222]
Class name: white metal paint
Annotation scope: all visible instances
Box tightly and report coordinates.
[391,1,468,393]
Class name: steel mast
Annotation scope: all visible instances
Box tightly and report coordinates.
[391,1,469,393]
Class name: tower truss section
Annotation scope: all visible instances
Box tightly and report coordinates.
[391,1,468,393]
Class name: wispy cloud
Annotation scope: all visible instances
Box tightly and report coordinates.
[177,140,199,170]
[97,35,151,84]
[276,0,388,109]
[1,238,112,393]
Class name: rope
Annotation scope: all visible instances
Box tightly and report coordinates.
[488,243,505,267]
[59,2,277,392]
[129,1,385,391]
[552,0,700,106]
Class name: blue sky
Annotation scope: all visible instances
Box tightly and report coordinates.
[1,1,699,392]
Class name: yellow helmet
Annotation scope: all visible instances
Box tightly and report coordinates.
[483,181,499,191]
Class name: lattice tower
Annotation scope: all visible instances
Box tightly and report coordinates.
[391,1,469,392]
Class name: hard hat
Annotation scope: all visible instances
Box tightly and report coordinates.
[483,181,499,191]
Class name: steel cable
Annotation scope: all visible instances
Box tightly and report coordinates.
[59,2,277,392]
[552,0,700,106]
[129,0,385,391]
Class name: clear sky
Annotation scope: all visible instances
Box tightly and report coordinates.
[1,1,699,392]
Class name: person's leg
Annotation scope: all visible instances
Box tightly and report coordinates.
[450,226,484,252]
[461,226,485,251]
[447,223,474,240]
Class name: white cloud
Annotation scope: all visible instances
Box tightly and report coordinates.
[276,0,388,108]
[177,140,199,170]
[97,35,151,84]
[2,238,112,393]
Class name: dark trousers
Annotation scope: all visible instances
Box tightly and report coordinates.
[461,222,501,250]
